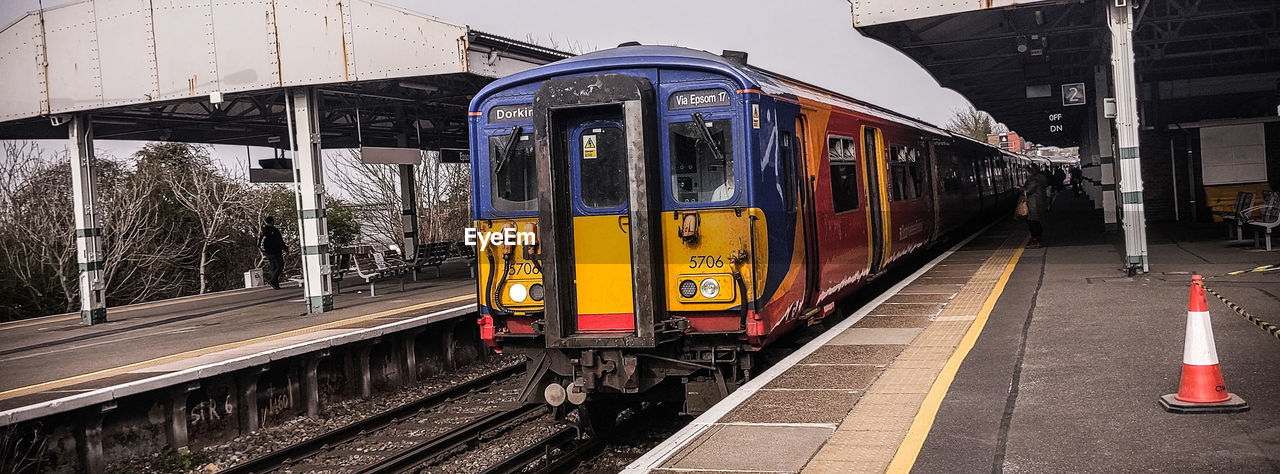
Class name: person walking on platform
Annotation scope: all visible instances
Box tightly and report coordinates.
[1022,169,1050,248]
[259,215,287,290]
[1068,165,1083,197]
[1048,166,1066,211]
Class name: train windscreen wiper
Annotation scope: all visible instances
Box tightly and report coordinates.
[493,125,524,174]
[691,113,724,164]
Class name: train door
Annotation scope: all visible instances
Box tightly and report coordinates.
[793,116,818,307]
[926,141,943,240]
[863,126,890,274]
[567,116,635,333]
[533,74,662,349]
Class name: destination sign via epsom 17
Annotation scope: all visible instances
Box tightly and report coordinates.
[668,89,732,110]
[489,104,533,123]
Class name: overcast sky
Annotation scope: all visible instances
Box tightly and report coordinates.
[1,0,972,167]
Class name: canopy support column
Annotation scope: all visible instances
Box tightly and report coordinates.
[69,115,106,325]
[1109,3,1150,273]
[398,135,419,259]
[290,88,333,313]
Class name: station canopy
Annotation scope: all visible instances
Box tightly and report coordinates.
[852,0,1280,147]
[0,0,569,150]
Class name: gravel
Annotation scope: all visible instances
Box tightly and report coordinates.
[105,355,523,474]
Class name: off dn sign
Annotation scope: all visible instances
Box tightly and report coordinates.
[1048,113,1064,134]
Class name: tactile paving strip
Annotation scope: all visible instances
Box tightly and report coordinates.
[803,228,1025,474]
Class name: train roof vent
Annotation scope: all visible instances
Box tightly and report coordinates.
[618,41,642,47]
[721,50,748,66]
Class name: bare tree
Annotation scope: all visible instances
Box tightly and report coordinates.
[326,149,402,246]
[419,151,472,242]
[0,144,78,315]
[325,149,472,248]
[946,106,1007,141]
[99,161,191,303]
[152,146,249,294]
[0,142,192,318]
[523,32,595,54]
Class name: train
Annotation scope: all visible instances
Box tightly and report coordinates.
[466,45,1027,420]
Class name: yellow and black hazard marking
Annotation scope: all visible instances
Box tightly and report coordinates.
[1197,281,1280,342]
[1225,264,1278,276]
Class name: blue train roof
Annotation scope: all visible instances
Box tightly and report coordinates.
[467,45,985,144]
[469,45,787,111]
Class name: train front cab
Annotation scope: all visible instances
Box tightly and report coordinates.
[470,55,808,411]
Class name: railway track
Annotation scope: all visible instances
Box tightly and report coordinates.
[222,363,525,474]
[482,425,597,474]
[357,403,549,473]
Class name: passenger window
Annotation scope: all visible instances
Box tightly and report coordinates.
[669,116,734,203]
[489,131,536,212]
[889,145,924,201]
[579,126,628,209]
[828,136,859,212]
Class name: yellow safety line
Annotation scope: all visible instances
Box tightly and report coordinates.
[885,238,1027,473]
[0,314,79,331]
[0,293,475,402]
[0,287,266,331]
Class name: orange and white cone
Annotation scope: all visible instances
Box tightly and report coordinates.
[1159,275,1248,413]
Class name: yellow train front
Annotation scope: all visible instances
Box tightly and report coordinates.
[467,45,1019,414]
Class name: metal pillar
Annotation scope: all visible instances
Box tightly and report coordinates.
[68,115,107,325]
[290,88,334,313]
[397,133,420,259]
[1094,65,1118,223]
[399,163,419,258]
[1109,3,1150,273]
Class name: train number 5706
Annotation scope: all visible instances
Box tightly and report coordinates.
[688,255,725,269]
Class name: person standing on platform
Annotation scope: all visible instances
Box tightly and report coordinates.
[1022,169,1050,248]
[258,215,287,290]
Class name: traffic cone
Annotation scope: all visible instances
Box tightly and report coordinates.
[1159,275,1248,414]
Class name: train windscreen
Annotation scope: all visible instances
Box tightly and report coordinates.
[489,131,536,212]
[669,115,734,203]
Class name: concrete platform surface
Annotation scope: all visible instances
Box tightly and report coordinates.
[628,217,1024,473]
[630,195,1280,473]
[0,264,477,426]
[916,197,1280,473]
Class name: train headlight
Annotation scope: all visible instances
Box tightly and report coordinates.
[699,278,720,299]
[679,280,697,298]
[529,283,545,301]
[509,283,528,303]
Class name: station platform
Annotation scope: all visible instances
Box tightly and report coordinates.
[629,196,1280,473]
[0,263,477,427]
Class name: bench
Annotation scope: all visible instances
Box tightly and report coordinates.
[1213,191,1254,241]
[329,252,352,294]
[1244,191,1280,251]
[453,241,477,262]
[412,241,456,279]
[352,252,406,297]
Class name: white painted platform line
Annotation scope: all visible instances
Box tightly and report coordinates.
[623,223,994,473]
[0,304,476,427]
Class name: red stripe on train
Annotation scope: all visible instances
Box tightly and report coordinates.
[577,313,635,332]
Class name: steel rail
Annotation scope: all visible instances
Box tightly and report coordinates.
[480,426,584,474]
[222,363,523,474]
[356,403,546,474]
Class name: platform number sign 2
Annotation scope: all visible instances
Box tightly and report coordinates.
[1062,83,1086,107]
